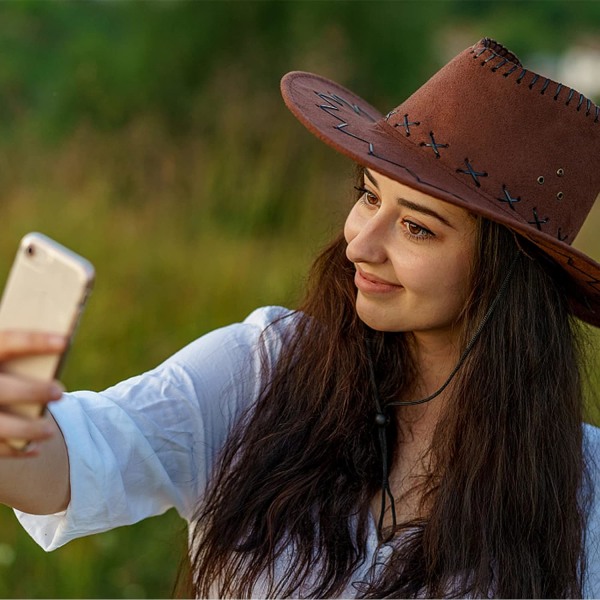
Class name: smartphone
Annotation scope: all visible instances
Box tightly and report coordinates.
[0,233,95,449]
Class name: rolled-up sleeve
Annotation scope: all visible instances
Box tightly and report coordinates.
[15,306,293,551]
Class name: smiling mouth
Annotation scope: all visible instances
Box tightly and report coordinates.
[355,268,402,293]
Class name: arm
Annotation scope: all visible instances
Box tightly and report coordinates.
[0,331,70,514]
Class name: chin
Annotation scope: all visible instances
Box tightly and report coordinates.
[355,302,404,333]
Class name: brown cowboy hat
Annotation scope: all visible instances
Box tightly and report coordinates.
[280,37,600,328]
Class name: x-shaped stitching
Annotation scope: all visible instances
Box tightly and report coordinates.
[420,131,449,158]
[528,207,549,230]
[456,159,488,187]
[394,114,420,137]
[498,186,521,210]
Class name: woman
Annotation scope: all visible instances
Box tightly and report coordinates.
[0,37,599,598]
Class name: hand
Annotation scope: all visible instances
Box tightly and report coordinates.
[0,331,67,457]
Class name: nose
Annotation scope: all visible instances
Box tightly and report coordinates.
[345,208,390,265]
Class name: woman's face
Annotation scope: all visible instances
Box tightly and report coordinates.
[344,169,477,338]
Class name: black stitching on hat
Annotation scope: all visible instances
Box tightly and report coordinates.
[566,89,575,106]
[314,90,376,120]
[482,50,598,122]
[528,207,549,230]
[528,74,540,90]
[384,109,398,122]
[554,83,563,101]
[503,64,519,78]
[595,107,600,123]
[516,69,527,83]
[393,114,420,136]
[420,132,449,158]
[456,159,488,187]
[491,58,509,72]
[498,185,521,210]
[557,228,568,242]
[540,79,551,95]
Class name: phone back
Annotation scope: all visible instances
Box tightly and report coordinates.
[0,232,95,382]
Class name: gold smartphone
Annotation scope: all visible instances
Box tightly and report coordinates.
[0,233,95,449]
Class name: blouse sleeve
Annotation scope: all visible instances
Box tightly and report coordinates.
[14,306,293,551]
[584,422,600,598]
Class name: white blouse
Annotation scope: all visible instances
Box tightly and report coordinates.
[14,306,600,597]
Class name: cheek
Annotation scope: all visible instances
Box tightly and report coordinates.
[395,248,472,299]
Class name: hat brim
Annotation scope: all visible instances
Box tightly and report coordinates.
[281,70,600,328]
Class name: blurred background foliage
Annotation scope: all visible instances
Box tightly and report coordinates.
[0,0,599,597]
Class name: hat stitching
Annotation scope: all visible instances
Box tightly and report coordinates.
[540,78,551,95]
[309,89,469,205]
[456,159,488,187]
[473,46,488,59]
[503,64,520,77]
[498,186,521,211]
[528,74,540,90]
[566,89,575,106]
[558,228,568,242]
[314,91,377,122]
[419,132,449,158]
[478,38,522,65]
[554,83,563,100]
[473,44,598,120]
[528,207,550,231]
[491,58,509,72]
[393,114,420,137]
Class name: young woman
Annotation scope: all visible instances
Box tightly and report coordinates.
[0,37,599,598]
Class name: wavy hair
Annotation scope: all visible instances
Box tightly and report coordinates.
[184,200,589,597]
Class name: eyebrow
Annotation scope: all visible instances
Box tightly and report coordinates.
[363,169,454,229]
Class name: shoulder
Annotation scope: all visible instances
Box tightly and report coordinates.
[584,422,600,471]
[165,305,299,375]
[584,422,600,495]
[583,423,600,598]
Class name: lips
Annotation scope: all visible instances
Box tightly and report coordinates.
[354,267,402,294]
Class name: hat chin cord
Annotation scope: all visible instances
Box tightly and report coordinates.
[365,251,521,542]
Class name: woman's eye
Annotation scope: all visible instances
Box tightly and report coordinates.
[354,186,379,207]
[403,220,434,240]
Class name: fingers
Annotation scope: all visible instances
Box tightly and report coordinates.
[0,331,67,362]
[0,331,67,457]
[0,373,63,407]
[0,413,55,457]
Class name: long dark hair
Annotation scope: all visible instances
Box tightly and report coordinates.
[186,204,589,597]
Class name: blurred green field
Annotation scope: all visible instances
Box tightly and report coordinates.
[0,1,599,597]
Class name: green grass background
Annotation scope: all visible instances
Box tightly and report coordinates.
[0,1,598,597]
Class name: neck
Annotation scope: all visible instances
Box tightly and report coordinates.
[398,328,462,434]
[410,328,462,391]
